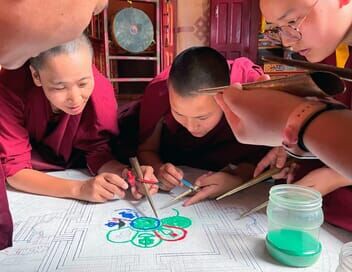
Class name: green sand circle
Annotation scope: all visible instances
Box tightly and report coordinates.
[130,217,161,230]
[161,216,192,228]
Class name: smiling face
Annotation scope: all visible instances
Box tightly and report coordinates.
[260,0,352,62]
[30,46,94,115]
[169,84,223,138]
[0,0,108,69]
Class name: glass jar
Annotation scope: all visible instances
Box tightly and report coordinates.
[336,242,352,272]
[266,184,324,267]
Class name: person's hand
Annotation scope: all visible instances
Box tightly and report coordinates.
[254,147,298,183]
[183,172,243,206]
[76,173,129,202]
[156,163,184,191]
[127,166,159,200]
[294,167,352,196]
[214,86,304,146]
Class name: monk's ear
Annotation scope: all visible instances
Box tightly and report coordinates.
[29,65,42,87]
[340,0,351,8]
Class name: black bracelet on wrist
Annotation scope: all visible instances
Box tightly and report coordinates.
[297,103,347,152]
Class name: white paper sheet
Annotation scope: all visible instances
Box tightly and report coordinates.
[1,168,350,272]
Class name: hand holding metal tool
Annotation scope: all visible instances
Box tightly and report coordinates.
[160,178,199,210]
[216,159,294,201]
[179,178,197,191]
[161,164,239,209]
[129,157,159,218]
[125,169,159,187]
[262,56,352,83]
[191,71,346,98]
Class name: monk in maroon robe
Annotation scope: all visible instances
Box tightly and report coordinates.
[0,35,156,250]
[0,165,12,249]
[138,47,268,206]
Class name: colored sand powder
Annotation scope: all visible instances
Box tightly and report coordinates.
[266,229,322,267]
[106,209,192,248]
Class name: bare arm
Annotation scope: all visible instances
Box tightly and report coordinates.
[295,167,352,196]
[215,87,352,179]
[7,167,129,203]
[304,109,352,179]
[7,169,84,199]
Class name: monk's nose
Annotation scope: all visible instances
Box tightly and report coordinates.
[66,87,82,105]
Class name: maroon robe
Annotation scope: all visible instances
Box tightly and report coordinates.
[0,165,12,249]
[139,57,269,171]
[0,64,118,249]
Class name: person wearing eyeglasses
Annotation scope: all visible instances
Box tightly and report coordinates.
[215,0,352,177]
[215,0,352,231]
[261,0,351,63]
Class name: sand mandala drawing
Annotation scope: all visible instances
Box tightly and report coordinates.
[105,208,192,248]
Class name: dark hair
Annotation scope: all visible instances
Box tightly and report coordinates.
[168,46,230,97]
[30,34,93,70]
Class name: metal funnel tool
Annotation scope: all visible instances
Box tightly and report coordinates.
[242,71,346,97]
[262,56,352,83]
[193,71,346,98]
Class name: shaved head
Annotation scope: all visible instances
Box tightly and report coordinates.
[0,0,108,69]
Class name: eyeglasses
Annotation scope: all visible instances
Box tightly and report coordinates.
[264,0,319,45]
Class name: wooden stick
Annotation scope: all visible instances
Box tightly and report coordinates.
[190,85,229,95]
[216,167,281,200]
[217,158,295,201]
[237,200,269,219]
[129,157,159,218]
[160,185,200,210]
